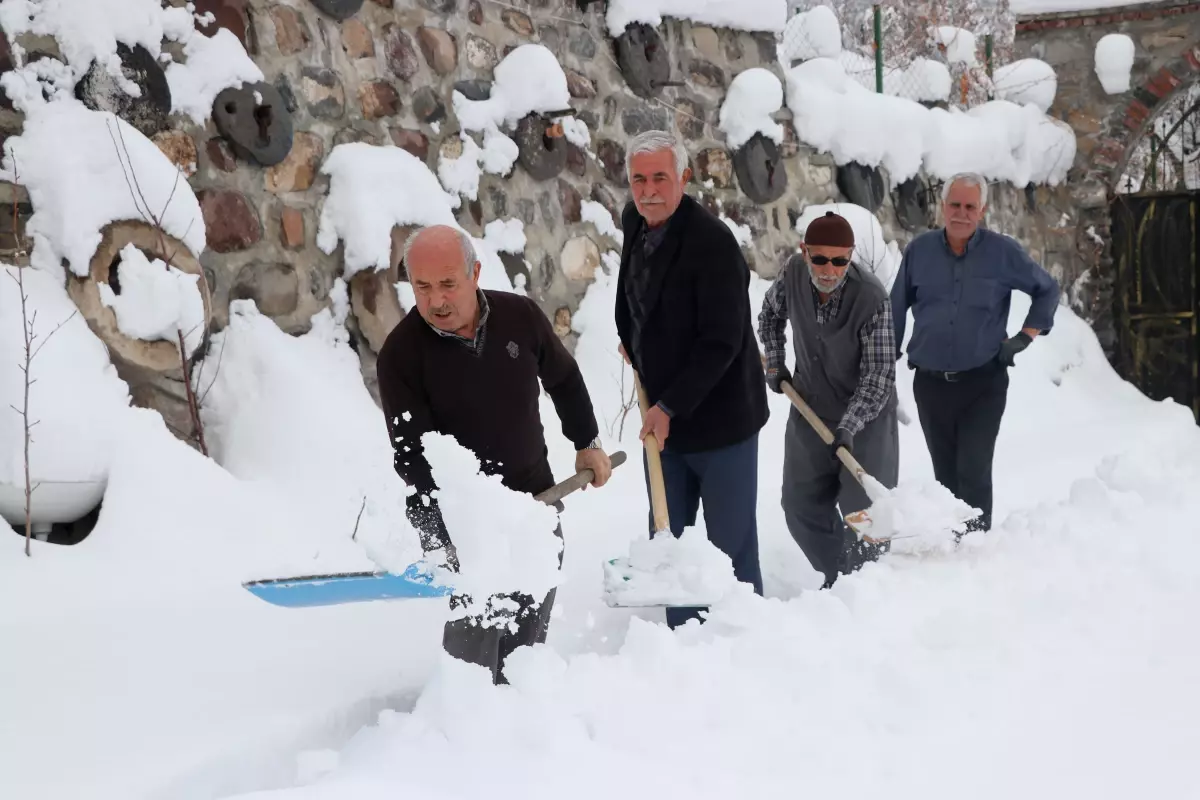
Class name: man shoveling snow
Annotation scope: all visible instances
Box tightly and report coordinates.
[376,224,614,684]
[758,211,900,588]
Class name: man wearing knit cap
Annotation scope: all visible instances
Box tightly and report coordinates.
[758,210,899,588]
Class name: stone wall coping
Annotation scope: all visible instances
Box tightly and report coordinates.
[1016,0,1200,31]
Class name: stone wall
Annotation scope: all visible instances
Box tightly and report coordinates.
[1013,0,1200,353]
[0,0,1069,445]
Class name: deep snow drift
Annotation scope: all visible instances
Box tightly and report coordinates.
[4,236,1200,799]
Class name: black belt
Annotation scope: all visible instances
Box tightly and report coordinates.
[911,358,1000,383]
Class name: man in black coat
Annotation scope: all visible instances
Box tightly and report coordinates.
[615,129,770,629]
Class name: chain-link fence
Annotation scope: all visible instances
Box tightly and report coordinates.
[782,1,1024,110]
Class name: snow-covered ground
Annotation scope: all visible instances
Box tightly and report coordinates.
[3,250,1200,799]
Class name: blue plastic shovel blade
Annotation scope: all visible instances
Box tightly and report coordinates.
[243,562,454,608]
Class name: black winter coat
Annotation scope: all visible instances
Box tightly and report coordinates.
[615,193,769,454]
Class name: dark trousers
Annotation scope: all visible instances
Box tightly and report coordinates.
[912,362,1009,533]
[645,432,764,629]
[781,404,898,587]
[440,524,562,685]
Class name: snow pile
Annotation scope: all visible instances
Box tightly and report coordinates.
[785,56,1074,186]
[482,218,527,255]
[603,527,741,608]
[422,432,563,610]
[718,67,785,150]
[166,26,265,125]
[1095,33,1135,95]
[721,214,754,248]
[198,299,423,574]
[0,264,128,486]
[795,202,901,289]
[0,100,206,278]
[935,26,978,66]
[581,200,624,247]
[454,45,572,131]
[448,45,588,199]
[780,4,841,63]
[0,0,174,81]
[0,0,262,124]
[833,51,952,103]
[605,0,788,37]
[993,58,1058,112]
[317,142,515,288]
[98,243,207,356]
[857,474,978,555]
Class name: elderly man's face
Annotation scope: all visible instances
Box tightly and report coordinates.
[803,243,854,295]
[629,149,691,227]
[943,180,985,241]
[405,226,481,337]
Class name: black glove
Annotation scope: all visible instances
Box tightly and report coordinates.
[831,427,854,461]
[997,331,1033,367]
[765,363,792,394]
[405,494,459,572]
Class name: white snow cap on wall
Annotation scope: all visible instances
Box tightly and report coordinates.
[606,0,789,37]
[719,68,786,150]
[1095,33,1136,95]
[453,44,572,132]
[993,58,1058,113]
[316,141,514,295]
[935,27,979,67]
[0,100,207,278]
[784,57,1075,187]
[781,5,842,63]
[0,0,261,123]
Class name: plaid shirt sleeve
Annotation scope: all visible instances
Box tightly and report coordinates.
[837,297,897,436]
[757,268,789,370]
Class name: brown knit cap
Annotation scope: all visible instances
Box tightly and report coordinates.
[804,211,855,248]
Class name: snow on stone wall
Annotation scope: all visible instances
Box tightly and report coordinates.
[0,0,1070,439]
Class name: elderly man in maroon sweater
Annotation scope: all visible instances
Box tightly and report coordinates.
[376,224,612,684]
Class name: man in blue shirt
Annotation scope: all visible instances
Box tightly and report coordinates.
[891,172,1060,535]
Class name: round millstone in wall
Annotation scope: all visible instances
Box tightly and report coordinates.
[514,113,567,182]
[66,221,212,376]
[308,0,363,20]
[614,23,670,100]
[212,81,294,167]
[74,44,172,137]
[836,162,885,212]
[350,226,411,353]
[732,133,787,205]
[892,175,933,233]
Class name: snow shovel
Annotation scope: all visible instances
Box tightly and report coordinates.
[602,372,724,610]
[243,451,627,609]
[781,382,892,543]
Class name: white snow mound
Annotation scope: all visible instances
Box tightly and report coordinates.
[1095,33,1135,95]
[604,527,740,608]
[719,67,785,150]
[0,100,206,278]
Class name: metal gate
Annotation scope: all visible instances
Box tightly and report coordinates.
[1109,194,1198,420]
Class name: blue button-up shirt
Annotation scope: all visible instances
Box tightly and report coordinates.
[890,227,1061,373]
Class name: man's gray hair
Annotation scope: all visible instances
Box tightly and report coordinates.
[401,225,478,276]
[625,129,689,179]
[941,172,989,206]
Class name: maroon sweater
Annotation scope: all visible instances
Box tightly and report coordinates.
[377,290,600,498]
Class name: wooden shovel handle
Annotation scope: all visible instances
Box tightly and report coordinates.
[781,382,870,487]
[533,451,627,506]
[634,371,671,533]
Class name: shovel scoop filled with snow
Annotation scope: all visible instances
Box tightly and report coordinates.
[603,527,740,609]
[782,384,978,547]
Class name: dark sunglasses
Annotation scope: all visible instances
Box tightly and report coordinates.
[808,255,851,267]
